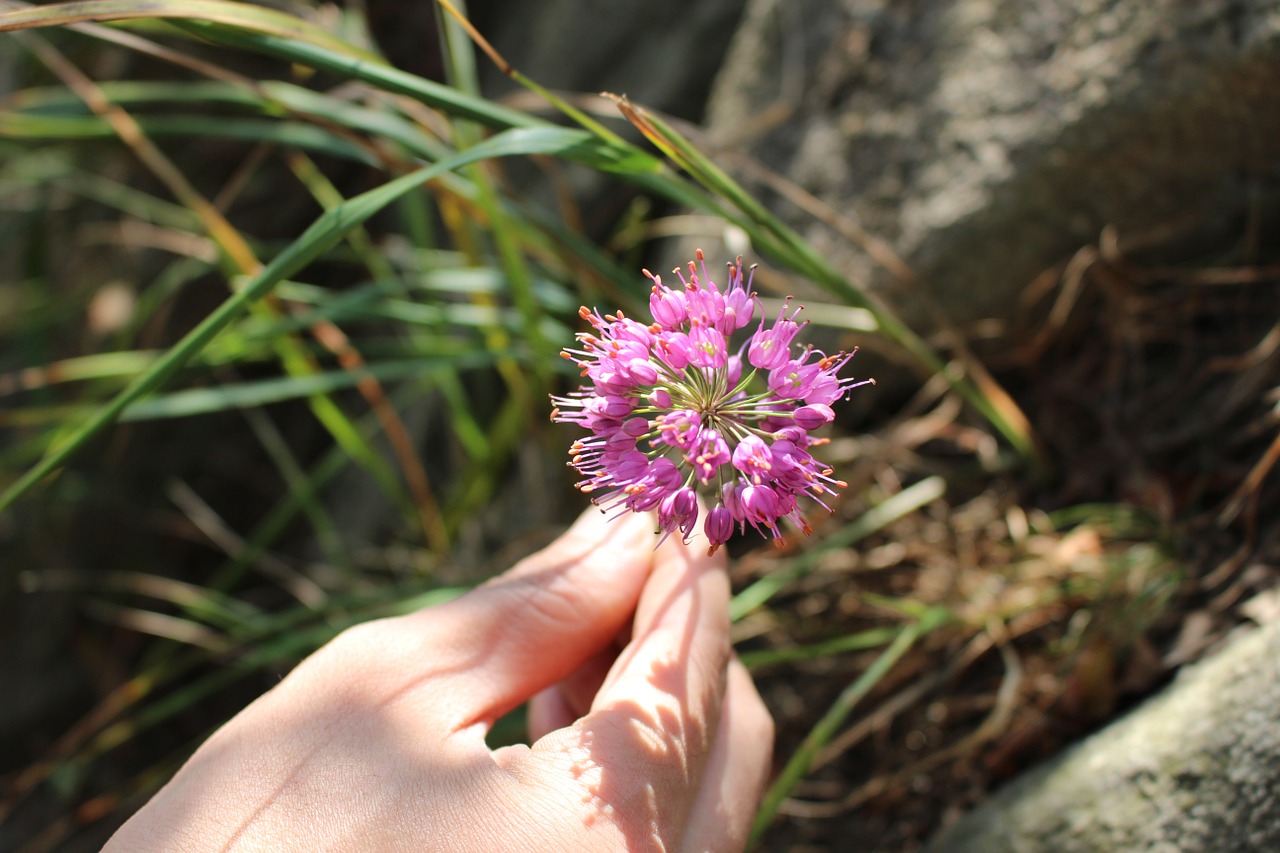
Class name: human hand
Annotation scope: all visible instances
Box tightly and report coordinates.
[104,507,774,852]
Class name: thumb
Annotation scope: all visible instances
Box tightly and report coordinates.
[397,507,658,730]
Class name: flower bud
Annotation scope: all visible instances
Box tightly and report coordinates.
[793,404,835,430]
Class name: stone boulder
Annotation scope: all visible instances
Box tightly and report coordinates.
[700,0,1280,388]
[472,0,750,121]
[925,618,1280,853]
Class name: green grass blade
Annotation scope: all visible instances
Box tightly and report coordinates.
[118,356,501,421]
[3,5,752,274]
[0,111,379,164]
[748,608,951,846]
[138,20,685,184]
[0,351,159,394]
[0,0,383,64]
[617,100,1040,462]
[10,78,454,162]
[173,22,538,131]
[206,391,397,591]
[0,125,608,510]
[240,406,351,574]
[730,476,946,622]
[433,369,488,461]
[738,626,899,669]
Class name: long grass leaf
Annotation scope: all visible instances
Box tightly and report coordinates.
[11,78,453,162]
[748,609,950,846]
[240,406,351,574]
[0,0,383,63]
[0,351,158,395]
[738,626,899,669]
[0,126,607,510]
[118,356,499,420]
[730,476,947,622]
[172,23,538,131]
[0,110,364,155]
[0,111,378,164]
[614,98,1040,462]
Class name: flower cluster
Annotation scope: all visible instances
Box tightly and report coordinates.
[551,252,871,554]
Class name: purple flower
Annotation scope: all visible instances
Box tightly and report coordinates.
[658,487,699,542]
[793,404,834,430]
[551,251,872,553]
[687,324,728,369]
[655,409,702,450]
[747,299,804,370]
[704,505,734,553]
[731,433,773,484]
[648,275,687,328]
[688,427,730,483]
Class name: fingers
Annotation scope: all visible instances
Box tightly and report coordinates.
[591,520,731,724]
[527,686,575,741]
[378,507,658,729]
[530,526,731,847]
[527,528,773,851]
[682,657,775,852]
[527,637,621,739]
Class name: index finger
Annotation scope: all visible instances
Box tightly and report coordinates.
[534,530,732,848]
[594,529,731,723]
[322,507,659,734]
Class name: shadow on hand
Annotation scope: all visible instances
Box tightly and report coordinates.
[550,555,733,852]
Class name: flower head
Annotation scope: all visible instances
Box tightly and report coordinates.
[551,251,872,554]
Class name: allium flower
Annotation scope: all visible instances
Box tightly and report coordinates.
[551,251,872,554]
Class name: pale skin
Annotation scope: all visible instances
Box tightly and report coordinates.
[104,508,774,852]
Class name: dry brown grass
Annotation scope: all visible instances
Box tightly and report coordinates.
[740,218,1280,850]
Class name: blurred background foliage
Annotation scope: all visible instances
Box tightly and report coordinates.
[1,1,1276,851]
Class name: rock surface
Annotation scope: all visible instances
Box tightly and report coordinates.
[700,0,1280,380]
[925,618,1280,853]
[473,0,749,121]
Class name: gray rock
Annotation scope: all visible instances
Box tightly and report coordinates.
[474,0,750,121]
[925,619,1280,853]
[701,0,1280,382]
